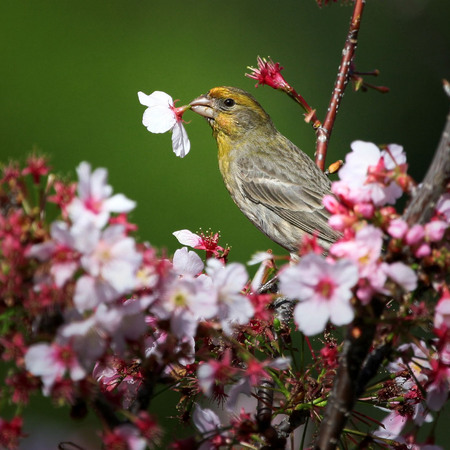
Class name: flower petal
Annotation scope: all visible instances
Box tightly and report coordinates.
[171,121,191,157]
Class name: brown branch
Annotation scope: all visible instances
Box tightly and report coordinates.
[314,106,450,449]
[315,0,366,171]
[313,303,381,450]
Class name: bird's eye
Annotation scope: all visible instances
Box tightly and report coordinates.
[223,98,235,108]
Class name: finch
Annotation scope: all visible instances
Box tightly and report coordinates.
[190,86,339,253]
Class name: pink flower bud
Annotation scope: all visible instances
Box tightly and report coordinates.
[414,243,431,258]
[425,220,447,242]
[406,224,424,245]
[388,218,408,239]
[354,203,374,219]
[328,214,353,232]
[323,195,341,214]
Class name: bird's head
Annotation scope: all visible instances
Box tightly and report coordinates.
[190,86,275,140]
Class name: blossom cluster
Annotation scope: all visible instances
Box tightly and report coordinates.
[0,139,448,449]
[0,157,270,449]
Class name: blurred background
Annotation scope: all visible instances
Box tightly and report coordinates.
[1,0,449,448]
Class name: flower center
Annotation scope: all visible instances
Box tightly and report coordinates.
[171,290,187,309]
[316,277,335,300]
[84,197,102,214]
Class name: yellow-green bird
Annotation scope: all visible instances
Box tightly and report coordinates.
[190,86,339,253]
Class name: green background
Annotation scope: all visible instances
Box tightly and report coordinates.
[1,0,449,448]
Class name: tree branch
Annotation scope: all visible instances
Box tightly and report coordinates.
[315,0,366,171]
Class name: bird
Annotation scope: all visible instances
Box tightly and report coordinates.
[189,86,339,253]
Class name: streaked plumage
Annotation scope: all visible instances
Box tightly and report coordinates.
[190,86,339,253]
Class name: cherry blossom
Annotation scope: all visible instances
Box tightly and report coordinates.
[332,140,405,206]
[67,162,136,228]
[330,225,388,303]
[24,342,86,395]
[172,247,204,277]
[426,360,450,411]
[27,221,79,287]
[138,91,190,158]
[153,271,217,339]
[197,350,237,396]
[226,357,291,411]
[173,228,228,260]
[73,225,142,311]
[374,410,408,442]
[204,259,254,335]
[279,253,358,335]
[192,405,225,449]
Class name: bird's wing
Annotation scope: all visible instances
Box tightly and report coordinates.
[234,148,338,244]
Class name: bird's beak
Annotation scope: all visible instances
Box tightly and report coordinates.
[190,95,214,119]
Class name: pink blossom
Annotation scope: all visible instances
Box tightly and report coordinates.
[73,225,142,311]
[27,221,79,287]
[74,275,120,311]
[384,261,418,292]
[388,342,430,390]
[353,202,374,218]
[425,221,448,242]
[406,224,425,245]
[383,143,407,169]
[374,410,407,442]
[415,243,431,258]
[426,361,450,411]
[330,225,386,302]
[388,218,409,239]
[172,247,204,277]
[205,259,254,335]
[279,253,358,335]
[153,274,217,339]
[197,351,236,396]
[173,228,226,259]
[192,405,223,447]
[334,140,405,206]
[138,91,190,158]
[226,357,290,412]
[70,300,146,355]
[60,315,107,368]
[24,342,86,395]
[434,290,450,330]
[173,229,203,247]
[67,162,136,228]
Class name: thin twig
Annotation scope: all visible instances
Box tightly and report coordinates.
[315,0,366,171]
